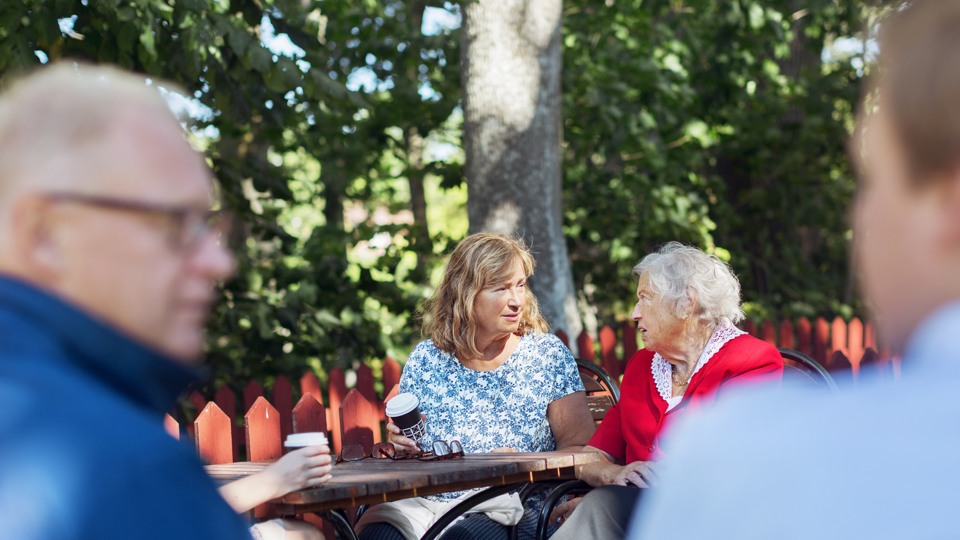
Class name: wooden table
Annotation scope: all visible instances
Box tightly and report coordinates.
[207,451,599,539]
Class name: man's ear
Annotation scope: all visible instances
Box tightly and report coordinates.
[10,195,64,281]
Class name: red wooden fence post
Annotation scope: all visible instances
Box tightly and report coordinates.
[384,384,400,405]
[555,330,569,348]
[599,325,620,380]
[328,367,348,454]
[164,414,179,440]
[577,330,595,363]
[778,320,795,350]
[830,316,848,358]
[356,363,377,405]
[796,318,812,356]
[245,396,282,461]
[339,389,381,455]
[864,321,878,352]
[760,320,777,345]
[826,350,852,373]
[244,396,282,519]
[243,380,265,416]
[813,317,830,365]
[214,385,241,463]
[292,393,328,434]
[356,362,381,422]
[300,371,323,403]
[859,348,880,368]
[847,318,865,374]
[272,376,294,442]
[742,320,757,337]
[188,390,207,413]
[194,402,234,464]
[382,357,402,399]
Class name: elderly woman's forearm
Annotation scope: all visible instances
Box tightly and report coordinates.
[575,446,624,486]
[576,460,622,487]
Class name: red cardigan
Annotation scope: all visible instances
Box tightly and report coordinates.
[588,333,783,463]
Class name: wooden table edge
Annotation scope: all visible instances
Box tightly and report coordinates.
[274,466,576,513]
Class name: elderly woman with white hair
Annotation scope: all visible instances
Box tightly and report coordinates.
[549,242,783,540]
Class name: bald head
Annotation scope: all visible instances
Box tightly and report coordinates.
[0,63,234,362]
[0,63,185,202]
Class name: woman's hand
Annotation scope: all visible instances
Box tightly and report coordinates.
[490,447,517,453]
[549,496,583,525]
[218,445,332,513]
[385,417,424,453]
[609,461,659,488]
[576,447,658,488]
[259,445,333,499]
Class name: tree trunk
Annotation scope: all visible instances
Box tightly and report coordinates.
[461,0,583,344]
[405,127,434,275]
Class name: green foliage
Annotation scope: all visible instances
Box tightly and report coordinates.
[562,0,869,323]
[0,0,873,392]
[0,0,464,390]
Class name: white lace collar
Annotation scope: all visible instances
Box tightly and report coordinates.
[651,321,746,404]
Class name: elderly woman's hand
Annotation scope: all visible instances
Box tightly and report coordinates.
[610,461,659,488]
[549,496,583,525]
[385,418,424,453]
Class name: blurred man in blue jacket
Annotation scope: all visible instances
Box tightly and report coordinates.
[0,63,248,539]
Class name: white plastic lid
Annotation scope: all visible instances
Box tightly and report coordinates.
[284,432,328,447]
[385,392,419,417]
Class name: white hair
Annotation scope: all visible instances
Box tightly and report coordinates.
[633,242,745,325]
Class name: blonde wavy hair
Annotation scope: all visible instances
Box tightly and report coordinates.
[422,233,548,360]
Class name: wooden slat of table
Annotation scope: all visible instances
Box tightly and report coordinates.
[463,451,598,469]
[205,461,271,485]
[206,451,599,513]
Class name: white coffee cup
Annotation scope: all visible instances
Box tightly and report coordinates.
[284,432,328,451]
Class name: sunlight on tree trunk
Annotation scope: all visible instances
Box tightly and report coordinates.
[462,0,583,344]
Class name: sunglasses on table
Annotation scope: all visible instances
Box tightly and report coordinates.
[336,442,406,463]
[416,440,465,462]
[336,440,464,463]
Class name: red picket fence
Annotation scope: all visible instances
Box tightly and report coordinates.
[559,317,894,381]
[169,316,889,459]
[166,366,403,533]
[170,357,404,459]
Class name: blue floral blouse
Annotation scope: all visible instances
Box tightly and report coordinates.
[400,332,584,457]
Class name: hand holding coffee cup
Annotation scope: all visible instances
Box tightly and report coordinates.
[385,393,427,452]
[284,432,328,453]
[269,433,332,495]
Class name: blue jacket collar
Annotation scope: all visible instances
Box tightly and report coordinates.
[0,275,205,415]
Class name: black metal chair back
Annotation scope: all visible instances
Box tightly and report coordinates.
[779,347,838,391]
[576,358,620,424]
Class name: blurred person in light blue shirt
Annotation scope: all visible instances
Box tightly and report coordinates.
[627,2,960,538]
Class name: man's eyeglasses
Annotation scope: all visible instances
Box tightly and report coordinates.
[45,192,233,252]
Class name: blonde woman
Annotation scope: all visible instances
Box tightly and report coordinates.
[356,233,596,540]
